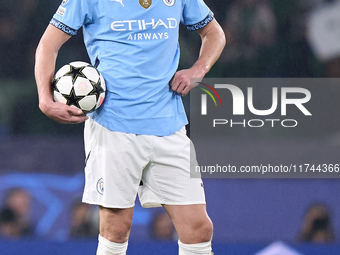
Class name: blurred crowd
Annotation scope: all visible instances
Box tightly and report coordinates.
[0,0,87,79]
[0,187,100,239]
[0,187,177,241]
[298,204,335,243]
[0,0,49,78]
[1,0,340,80]
[0,188,33,238]
[0,188,336,243]
[210,0,340,78]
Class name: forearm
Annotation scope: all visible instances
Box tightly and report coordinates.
[170,19,226,96]
[192,19,226,78]
[34,25,87,124]
[35,42,58,110]
[35,25,71,111]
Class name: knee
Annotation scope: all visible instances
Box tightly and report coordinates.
[99,207,133,243]
[114,222,132,242]
[101,220,132,243]
[181,217,213,244]
[198,218,213,242]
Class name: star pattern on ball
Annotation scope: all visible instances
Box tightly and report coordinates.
[90,80,105,101]
[52,62,106,114]
[63,87,84,109]
[64,65,87,83]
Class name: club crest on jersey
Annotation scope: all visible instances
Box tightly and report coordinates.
[139,0,152,9]
[96,178,104,195]
[163,0,175,7]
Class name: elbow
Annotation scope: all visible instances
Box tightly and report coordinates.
[35,40,46,68]
[218,25,227,50]
[35,43,42,64]
[222,31,227,48]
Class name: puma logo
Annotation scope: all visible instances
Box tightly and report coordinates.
[111,0,124,7]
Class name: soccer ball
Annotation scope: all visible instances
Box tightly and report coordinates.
[52,61,106,114]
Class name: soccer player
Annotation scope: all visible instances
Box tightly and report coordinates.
[35,0,225,254]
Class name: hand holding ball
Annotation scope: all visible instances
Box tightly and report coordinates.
[52,61,106,114]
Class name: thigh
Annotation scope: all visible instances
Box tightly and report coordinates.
[138,127,206,208]
[83,118,150,208]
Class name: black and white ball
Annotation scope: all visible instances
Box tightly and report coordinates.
[52,61,106,114]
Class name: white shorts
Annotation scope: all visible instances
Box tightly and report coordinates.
[82,118,205,208]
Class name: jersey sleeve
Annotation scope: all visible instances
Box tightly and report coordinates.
[49,0,93,36]
[181,0,214,31]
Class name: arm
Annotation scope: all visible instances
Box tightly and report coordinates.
[171,18,226,96]
[35,25,88,124]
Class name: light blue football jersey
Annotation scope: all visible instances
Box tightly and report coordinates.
[51,0,213,136]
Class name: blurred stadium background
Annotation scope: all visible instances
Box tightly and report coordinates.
[1,0,340,254]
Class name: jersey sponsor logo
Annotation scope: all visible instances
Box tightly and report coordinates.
[127,32,169,40]
[111,18,178,41]
[111,0,124,7]
[163,0,175,7]
[111,18,178,31]
[96,178,104,195]
[61,0,69,5]
[57,6,66,16]
[139,0,152,9]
